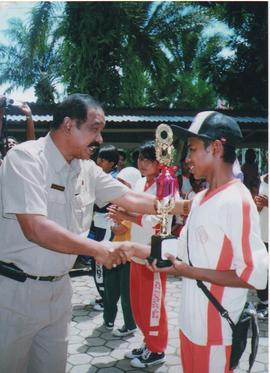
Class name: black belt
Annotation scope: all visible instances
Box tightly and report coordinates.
[0,261,66,283]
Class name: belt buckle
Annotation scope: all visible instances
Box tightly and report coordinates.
[52,275,64,282]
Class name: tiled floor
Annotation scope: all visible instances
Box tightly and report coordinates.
[66,275,268,373]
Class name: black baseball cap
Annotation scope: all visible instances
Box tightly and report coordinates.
[171,111,243,146]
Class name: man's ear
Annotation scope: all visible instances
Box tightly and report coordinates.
[63,117,72,134]
[212,139,224,157]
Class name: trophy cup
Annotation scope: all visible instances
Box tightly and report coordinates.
[149,123,179,268]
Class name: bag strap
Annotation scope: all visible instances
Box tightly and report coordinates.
[186,229,235,330]
[186,226,258,373]
[248,309,259,372]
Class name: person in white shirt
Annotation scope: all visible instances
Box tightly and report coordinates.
[0,93,190,373]
[254,172,268,319]
[107,141,184,368]
[148,111,268,373]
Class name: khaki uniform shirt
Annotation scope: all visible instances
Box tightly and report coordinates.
[0,134,128,276]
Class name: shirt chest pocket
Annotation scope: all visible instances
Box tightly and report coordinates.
[48,188,66,204]
[47,188,67,226]
[72,191,95,234]
[73,192,93,209]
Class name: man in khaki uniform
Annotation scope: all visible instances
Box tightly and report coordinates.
[0,93,189,373]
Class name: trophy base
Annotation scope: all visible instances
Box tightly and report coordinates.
[149,235,178,268]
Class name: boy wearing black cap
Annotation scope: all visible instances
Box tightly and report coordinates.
[148,111,268,372]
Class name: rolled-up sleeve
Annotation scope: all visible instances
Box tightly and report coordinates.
[94,164,128,207]
[2,148,47,218]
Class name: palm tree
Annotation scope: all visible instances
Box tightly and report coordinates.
[0,2,64,103]
[131,2,222,108]
[1,1,252,110]
[60,1,172,106]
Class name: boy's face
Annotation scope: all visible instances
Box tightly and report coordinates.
[96,157,115,173]
[7,137,18,150]
[117,155,126,170]
[186,137,213,179]
[137,155,159,177]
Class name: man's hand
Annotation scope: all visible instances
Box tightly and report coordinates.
[111,241,151,262]
[19,102,32,118]
[94,240,127,269]
[106,205,128,223]
[254,194,268,212]
[146,254,183,274]
[16,214,129,269]
[94,241,150,269]
[19,102,35,140]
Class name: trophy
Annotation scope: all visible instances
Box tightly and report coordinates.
[149,123,179,268]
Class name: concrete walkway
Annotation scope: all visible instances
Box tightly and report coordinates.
[66,275,268,373]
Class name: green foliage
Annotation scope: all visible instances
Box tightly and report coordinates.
[0,2,64,103]
[198,2,268,111]
[61,2,122,104]
[120,50,149,107]
[0,1,267,111]
[60,1,171,106]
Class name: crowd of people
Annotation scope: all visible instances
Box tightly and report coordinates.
[0,93,268,373]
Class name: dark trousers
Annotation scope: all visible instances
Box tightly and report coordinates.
[92,260,104,299]
[86,226,113,300]
[103,262,136,330]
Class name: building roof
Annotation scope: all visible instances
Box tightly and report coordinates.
[2,106,268,148]
[7,113,267,125]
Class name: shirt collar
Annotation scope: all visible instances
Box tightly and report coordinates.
[45,133,81,175]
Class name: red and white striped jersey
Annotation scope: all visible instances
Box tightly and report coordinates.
[177,179,268,345]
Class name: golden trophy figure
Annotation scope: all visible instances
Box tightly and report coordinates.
[149,123,179,267]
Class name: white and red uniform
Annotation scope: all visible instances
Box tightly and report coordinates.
[177,179,268,372]
[258,175,268,244]
[130,177,173,353]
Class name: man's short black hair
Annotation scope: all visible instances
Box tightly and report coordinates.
[97,145,119,165]
[52,93,102,130]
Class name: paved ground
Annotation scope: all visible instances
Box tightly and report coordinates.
[66,274,268,373]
